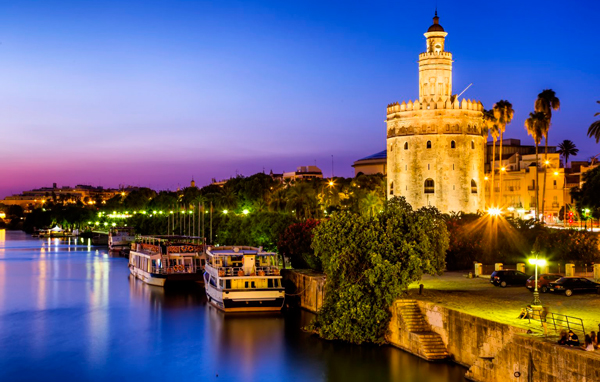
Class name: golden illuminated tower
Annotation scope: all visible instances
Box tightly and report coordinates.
[386,13,486,213]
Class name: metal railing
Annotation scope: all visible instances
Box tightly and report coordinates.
[528,310,586,336]
[216,266,281,277]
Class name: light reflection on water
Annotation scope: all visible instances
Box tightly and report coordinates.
[0,230,466,382]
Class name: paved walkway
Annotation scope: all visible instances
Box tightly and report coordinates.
[409,272,600,338]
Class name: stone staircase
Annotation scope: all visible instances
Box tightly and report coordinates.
[397,300,449,361]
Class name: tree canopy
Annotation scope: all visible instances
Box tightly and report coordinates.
[308,197,449,344]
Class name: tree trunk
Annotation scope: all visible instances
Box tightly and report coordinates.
[563,154,568,227]
[535,145,539,221]
[541,136,548,223]
[499,131,504,207]
[491,138,496,207]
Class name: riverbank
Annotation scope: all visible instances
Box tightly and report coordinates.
[285,269,600,381]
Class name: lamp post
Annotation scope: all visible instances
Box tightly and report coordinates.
[529,257,547,307]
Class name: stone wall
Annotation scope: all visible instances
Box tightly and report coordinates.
[391,300,600,382]
[281,269,326,313]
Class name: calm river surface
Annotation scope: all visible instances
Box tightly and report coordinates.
[0,230,466,382]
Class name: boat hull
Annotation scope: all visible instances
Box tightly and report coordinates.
[129,266,203,287]
[205,278,285,312]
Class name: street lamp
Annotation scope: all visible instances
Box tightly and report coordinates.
[528,257,547,306]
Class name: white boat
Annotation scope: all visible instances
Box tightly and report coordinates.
[129,236,206,287]
[204,246,285,312]
[108,226,135,254]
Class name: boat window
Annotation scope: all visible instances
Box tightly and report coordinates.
[219,280,223,288]
[225,280,231,289]
[268,279,273,288]
[251,281,256,288]
[245,282,249,288]
[209,277,217,287]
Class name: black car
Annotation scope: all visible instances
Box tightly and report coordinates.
[547,277,600,297]
[490,270,531,287]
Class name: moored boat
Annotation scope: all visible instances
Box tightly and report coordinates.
[109,226,135,255]
[129,236,205,287]
[204,246,285,312]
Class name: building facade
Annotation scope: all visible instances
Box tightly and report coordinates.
[485,140,600,222]
[352,150,387,176]
[386,13,486,213]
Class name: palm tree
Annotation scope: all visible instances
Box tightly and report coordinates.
[525,112,547,221]
[535,89,560,222]
[557,140,578,227]
[483,109,499,207]
[557,140,579,168]
[493,100,514,207]
[587,101,600,143]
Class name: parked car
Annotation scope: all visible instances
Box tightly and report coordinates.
[490,270,531,287]
[547,277,600,297]
[525,274,563,293]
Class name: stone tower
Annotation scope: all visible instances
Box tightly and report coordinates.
[386,13,486,213]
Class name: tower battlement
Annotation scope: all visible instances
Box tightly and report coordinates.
[387,98,483,115]
[418,51,452,59]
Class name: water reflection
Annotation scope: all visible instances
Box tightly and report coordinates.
[0,231,467,382]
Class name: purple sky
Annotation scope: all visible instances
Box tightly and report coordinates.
[1,1,599,197]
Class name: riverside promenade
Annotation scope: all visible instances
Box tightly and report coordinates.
[397,272,600,381]
[409,272,600,334]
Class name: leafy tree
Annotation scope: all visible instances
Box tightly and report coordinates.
[525,111,547,220]
[557,140,579,168]
[309,197,449,344]
[586,100,600,143]
[535,89,560,222]
[123,188,157,211]
[571,166,600,222]
[277,219,321,270]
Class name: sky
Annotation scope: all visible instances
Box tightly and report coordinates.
[1,0,599,197]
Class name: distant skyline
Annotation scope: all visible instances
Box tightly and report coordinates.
[1,1,599,198]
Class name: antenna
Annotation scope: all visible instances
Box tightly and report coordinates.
[457,83,473,99]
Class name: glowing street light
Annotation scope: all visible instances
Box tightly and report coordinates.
[242,209,249,215]
[223,210,228,214]
[554,171,559,176]
[484,176,489,181]
[501,167,506,172]
[328,180,334,187]
[488,207,502,217]
[528,257,547,306]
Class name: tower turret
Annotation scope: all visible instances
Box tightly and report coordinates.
[419,12,452,102]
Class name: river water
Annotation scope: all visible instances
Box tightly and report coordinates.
[0,230,466,381]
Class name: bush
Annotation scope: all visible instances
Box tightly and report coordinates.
[277,219,321,270]
[534,229,600,264]
[308,197,448,344]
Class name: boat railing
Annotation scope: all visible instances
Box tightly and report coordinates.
[216,266,281,277]
[151,266,202,275]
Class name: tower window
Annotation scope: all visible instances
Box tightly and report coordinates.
[471,141,475,149]
[404,142,408,150]
[390,182,394,195]
[452,164,455,170]
[427,141,432,149]
[471,180,478,194]
[451,140,456,149]
[424,179,435,194]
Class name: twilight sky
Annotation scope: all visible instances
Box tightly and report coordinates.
[1,0,599,197]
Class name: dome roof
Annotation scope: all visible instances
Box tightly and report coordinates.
[427,12,445,32]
